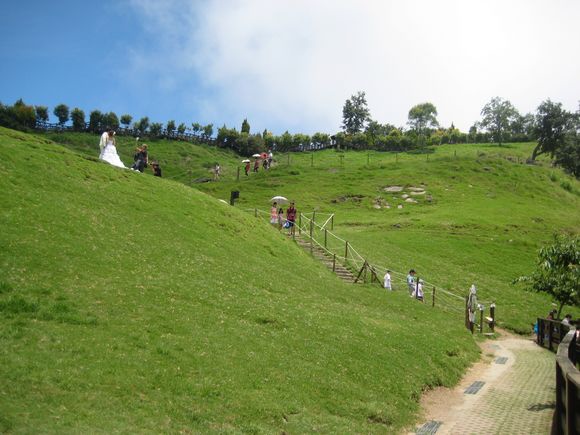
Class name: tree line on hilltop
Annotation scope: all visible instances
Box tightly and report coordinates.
[1,93,578,177]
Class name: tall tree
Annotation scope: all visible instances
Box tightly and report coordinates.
[241,118,250,134]
[70,107,85,131]
[135,117,150,135]
[53,104,69,126]
[102,112,119,130]
[530,100,575,161]
[554,135,580,178]
[203,123,214,139]
[407,102,439,142]
[191,122,202,135]
[120,114,133,128]
[166,120,176,135]
[342,91,370,134]
[177,123,186,135]
[89,110,104,133]
[480,97,518,146]
[149,122,163,137]
[35,105,49,124]
[515,234,579,318]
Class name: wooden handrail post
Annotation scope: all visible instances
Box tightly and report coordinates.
[432,287,436,307]
[331,214,334,230]
[236,166,240,181]
[490,303,495,332]
[479,307,484,333]
[345,241,349,262]
[309,220,313,239]
[332,254,336,272]
[324,228,328,248]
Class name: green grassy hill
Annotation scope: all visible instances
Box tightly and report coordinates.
[195,143,580,333]
[0,127,479,433]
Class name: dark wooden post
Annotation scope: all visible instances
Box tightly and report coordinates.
[331,215,334,230]
[324,229,328,248]
[432,287,436,307]
[312,211,316,226]
[479,306,484,333]
[254,208,257,218]
[489,303,495,332]
[236,166,240,181]
[345,241,349,263]
[332,254,336,272]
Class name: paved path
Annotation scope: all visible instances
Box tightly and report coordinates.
[411,333,555,434]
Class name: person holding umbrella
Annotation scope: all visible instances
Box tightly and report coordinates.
[253,158,260,173]
[243,159,251,176]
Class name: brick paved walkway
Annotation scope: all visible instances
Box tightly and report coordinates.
[412,335,555,434]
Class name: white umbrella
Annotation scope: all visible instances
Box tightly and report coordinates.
[270,196,288,204]
[241,159,251,163]
[252,153,261,158]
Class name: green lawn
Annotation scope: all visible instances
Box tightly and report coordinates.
[0,127,480,433]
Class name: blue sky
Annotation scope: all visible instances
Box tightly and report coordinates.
[1,0,579,135]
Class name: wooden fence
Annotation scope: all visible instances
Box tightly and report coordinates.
[554,330,580,435]
[536,318,570,351]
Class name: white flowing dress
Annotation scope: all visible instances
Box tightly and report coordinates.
[99,139,126,168]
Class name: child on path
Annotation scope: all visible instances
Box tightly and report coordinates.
[277,208,284,230]
[406,269,416,296]
[270,202,278,226]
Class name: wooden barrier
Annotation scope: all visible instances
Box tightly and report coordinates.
[554,330,580,435]
[536,318,570,351]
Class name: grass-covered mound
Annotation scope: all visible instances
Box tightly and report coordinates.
[0,127,479,433]
[196,144,580,333]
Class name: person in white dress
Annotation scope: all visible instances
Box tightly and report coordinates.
[384,270,392,291]
[99,130,126,169]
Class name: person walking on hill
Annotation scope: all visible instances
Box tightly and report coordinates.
[244,161,251,176]
[270,202,278,226]
[286,201,297,236]
[253,158,260,173]
[277,207,284,230]
[98,130,126,169]
[406,269,416,296]
[384,270,392,291]
[213,163,221,181]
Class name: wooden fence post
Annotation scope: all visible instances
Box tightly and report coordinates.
[490,303,495,332]
[332,254,336,272]
[331,215,334,230]
[432,287,436,307]
[345,241,349,262]
[479,307,484,333]
[324,228,328,248]
[312,211,316,226]
[236,166,240,181]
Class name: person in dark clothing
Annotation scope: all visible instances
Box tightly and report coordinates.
[151,161,162,177]
[253,158,260,173]
[131,144,149,172]
[244,161,251,176]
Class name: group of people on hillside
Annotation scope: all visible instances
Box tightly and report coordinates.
[98,129,161,176]
[382,268,424,301]
[270,201,297,235]
[245,150,274,176]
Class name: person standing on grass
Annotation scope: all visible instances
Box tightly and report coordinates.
[244,161,251,176]
[277,207,284,230]
[413,279,425,301]
[406,269,416,296]
[253,158,260,173]
[132,144,149,172]
[286,201,297,235]
[384,270,392,291]
[270,202,278,226]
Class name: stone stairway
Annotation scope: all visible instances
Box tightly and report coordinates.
[294,234,358,284]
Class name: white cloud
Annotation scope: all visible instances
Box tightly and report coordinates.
[126,0,580,134]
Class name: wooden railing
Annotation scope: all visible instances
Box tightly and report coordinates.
[536,318,570,351]
[554,330,580,435]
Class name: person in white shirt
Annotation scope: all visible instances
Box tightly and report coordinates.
[561,314,572,326]
[384,270,392,291]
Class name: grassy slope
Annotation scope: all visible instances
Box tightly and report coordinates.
[196,144,580,333]
[0,127,478,433]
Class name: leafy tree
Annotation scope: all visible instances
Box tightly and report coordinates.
[342,91,370,134]
[530,100,575,161]
[135,117,150,135]
[479,97,518,146]
[166,120,176,135]
[70,107,85,131]
[216,125,239,149]
[53,104,69,126]
[89,110,104,133]
[191,122,202,135]
[102,112,119,130]
[468,124,478,143]
[515,234,579,318]
[311,132,330,149]
[0,99,36,130]
[407,102,439,142]
[177,123,186,135]
[554,135,580,178]
[203,123,214,140]
[149,122,163,137]
[120,114,133,128]
[35,105,49,124]
[241,118,250,134]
